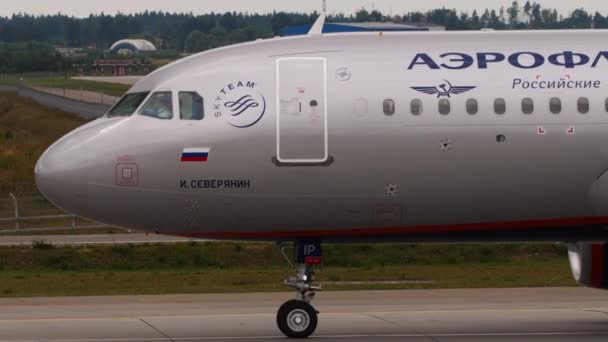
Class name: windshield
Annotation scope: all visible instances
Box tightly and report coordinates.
[138,91,174,120]
[107,92,149,117]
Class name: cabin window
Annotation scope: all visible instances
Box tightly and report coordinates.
[438,99,450,115]
[138,91,173,119]
[521,98,534,115]
[494,98,506,115]
[578,97,590,114]
[411,99,423,116]
[107,92,149,117]
[550,98,561,114]
[383,99,395,116]
[466,99,478,115]
[179,92,204,120]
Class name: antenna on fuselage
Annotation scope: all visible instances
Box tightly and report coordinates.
[308,0,327,35]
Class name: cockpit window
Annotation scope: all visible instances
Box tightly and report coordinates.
[179,92,204,120]
[107,92,149,117]
[138,91,174,119]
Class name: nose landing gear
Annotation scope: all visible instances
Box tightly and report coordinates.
[276,240,322,338]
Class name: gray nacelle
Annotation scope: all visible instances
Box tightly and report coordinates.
[567,242,608,289]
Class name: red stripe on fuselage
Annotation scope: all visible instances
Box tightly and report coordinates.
[181,156,208,162]
[174,216,608,239]
[591,244,605,288]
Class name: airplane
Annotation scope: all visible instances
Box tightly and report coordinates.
[34,11,608,339]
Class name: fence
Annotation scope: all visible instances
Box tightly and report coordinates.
[32,87,119,106]
[0,191,124,234]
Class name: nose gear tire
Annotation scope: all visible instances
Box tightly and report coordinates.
[277,300,318,338]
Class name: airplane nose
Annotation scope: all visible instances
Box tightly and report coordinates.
[35,134,90,215]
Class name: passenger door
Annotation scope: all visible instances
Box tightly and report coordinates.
[276,57,328,164]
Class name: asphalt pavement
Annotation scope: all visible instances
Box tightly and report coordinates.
[0,287,607,341]
[0,233,193,246]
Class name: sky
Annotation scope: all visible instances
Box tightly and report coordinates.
[2,0,608,18]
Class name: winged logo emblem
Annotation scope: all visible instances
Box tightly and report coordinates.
[411,80,476,98]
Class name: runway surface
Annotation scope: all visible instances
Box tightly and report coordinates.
[1,287,608,341]
[0,233,193,246]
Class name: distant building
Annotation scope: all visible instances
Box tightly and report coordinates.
[55,47,88,58]
[93,59,132,76]
[109,39,157,55]
[92,59,151,76]
[281,22,445,36]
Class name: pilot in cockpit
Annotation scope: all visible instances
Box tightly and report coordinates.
[139,91,173,119]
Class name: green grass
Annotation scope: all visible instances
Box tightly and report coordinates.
[150,57,177,68]
[0,242,569,271]
[0,92,85,193]
[0,74,130,97]
[0,242,576,297]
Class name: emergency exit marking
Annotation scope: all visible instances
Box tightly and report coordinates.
[537,126,546,135]
[567,126,575,135]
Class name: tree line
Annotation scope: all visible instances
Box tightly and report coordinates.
[3,2,608,51]
[0,1,608,72]
[0,42,64,73]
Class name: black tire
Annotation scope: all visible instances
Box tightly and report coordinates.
[276,300,318,338]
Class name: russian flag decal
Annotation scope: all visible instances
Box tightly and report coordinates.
[181,147,210,162]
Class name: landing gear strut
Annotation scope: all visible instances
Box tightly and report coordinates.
[277,239,323,338]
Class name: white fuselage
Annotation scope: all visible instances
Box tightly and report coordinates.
[35,29,608,242]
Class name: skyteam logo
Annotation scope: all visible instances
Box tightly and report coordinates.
[411,80,476,98]
[214,81,266,128]
[225,95,260,116]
